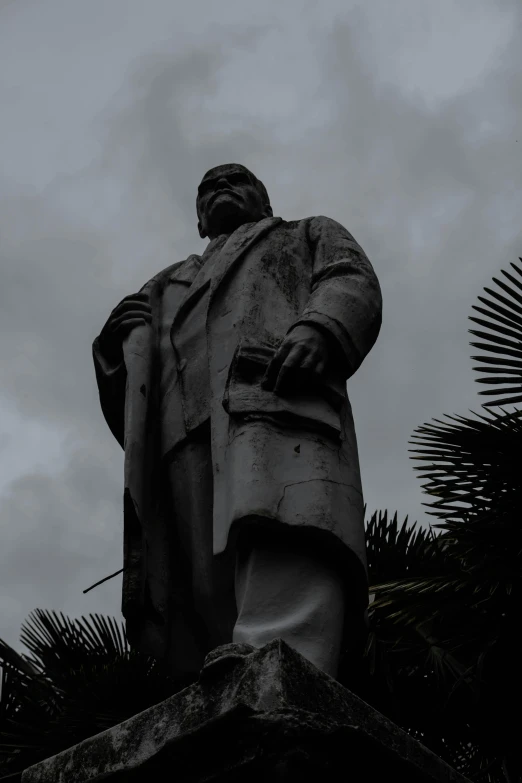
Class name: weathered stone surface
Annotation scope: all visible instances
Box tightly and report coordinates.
[21,639,470,783]
[92,163,383,680]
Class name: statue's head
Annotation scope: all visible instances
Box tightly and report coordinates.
[196,163,272,239]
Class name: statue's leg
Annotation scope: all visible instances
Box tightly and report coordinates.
[232,527,346,679]
[164,422,236,674]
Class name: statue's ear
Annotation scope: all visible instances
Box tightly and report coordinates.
[198,219,207,238]
[264,204,273,218]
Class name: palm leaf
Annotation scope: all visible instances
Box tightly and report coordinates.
[362,401,522,781]
[364,509,446,586]
[0,638,59,777]
[409,408,522,524]
[469,258,522,406]
[406,404,522,781]
[357,512,475,769]
[0,610,185,778]
[405,407,522,625]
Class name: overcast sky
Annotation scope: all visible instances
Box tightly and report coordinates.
[1,0,520,653]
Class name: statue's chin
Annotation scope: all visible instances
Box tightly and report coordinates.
[206,203,251,236]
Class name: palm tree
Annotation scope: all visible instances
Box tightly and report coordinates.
[368,258,522,782]
[0,610,189,779]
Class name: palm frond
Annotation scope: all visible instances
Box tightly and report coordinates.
[409,408,522,525]
[364,509,445,586]
[469,258,522,407]
[1,610,184,778]
[0,643,39,681]
[0,638,60,777]
[19,609,128,668]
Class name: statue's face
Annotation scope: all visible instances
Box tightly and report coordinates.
[197,165,270,239]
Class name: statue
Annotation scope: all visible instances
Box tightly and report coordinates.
[92,164,382,681]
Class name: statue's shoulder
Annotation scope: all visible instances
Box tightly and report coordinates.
[281,215,342,232]
[279,216,351,245]
[300,214,344,227]
[299,214,356,240]
[276,216,319,237]
[279,216,317,228]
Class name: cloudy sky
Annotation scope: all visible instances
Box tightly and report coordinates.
[1,0,520,653]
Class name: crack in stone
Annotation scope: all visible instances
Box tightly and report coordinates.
[276,479,362,513]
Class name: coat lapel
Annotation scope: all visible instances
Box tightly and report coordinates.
[208,216,282,306]
[156,254,205,328]
[171,217,282,329]
[166,254,203,286]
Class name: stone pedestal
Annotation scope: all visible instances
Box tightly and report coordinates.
[21,639,470,782]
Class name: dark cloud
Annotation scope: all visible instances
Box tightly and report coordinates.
[0,442,124,647]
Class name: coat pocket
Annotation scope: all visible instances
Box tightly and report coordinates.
[222,340,345,439]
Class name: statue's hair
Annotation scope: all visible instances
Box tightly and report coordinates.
[197,163,271,216]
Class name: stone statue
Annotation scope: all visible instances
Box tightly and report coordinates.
[93,164,382,682]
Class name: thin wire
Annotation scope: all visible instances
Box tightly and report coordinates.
[82,568,125,594]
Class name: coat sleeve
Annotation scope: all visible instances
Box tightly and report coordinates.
[290,215,382,379]
[92,336,127,449]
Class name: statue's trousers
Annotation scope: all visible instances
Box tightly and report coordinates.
[163,422,347,679]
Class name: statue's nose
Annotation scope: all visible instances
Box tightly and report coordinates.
[216,177,230,190]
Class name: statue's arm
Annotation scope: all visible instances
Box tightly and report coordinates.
[92,335,127,449]
[291,215,382,378]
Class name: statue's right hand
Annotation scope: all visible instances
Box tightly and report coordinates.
[98,292,152,362]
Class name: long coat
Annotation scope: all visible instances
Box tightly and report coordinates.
[93,215,382,664]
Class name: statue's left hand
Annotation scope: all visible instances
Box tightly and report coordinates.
[261,324,330,396]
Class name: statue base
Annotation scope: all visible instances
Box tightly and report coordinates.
[21,639,470,783]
